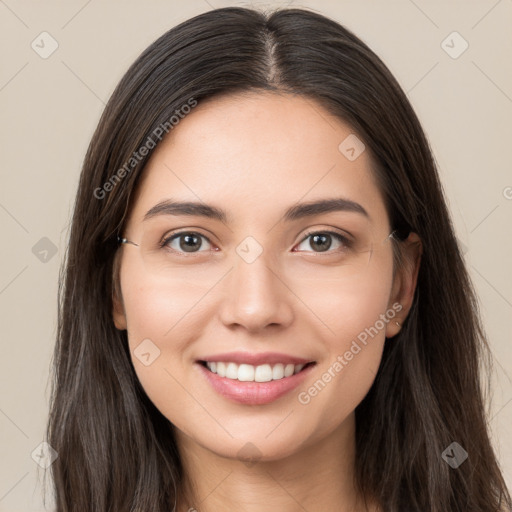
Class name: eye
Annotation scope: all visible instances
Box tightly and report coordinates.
[160,229,353,256]
[161,231,215,254]
[294,230,352,254]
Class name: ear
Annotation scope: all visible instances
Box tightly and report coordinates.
[113,292,127,330]
[112,252,127,330]
[385,232,422,338]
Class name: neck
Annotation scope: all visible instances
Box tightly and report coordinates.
[173,412,378,512]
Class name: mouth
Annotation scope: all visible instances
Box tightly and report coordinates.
[196,359,317,405]
[198,360,316,383]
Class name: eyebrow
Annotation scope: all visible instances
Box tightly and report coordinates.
[143,197,369,224]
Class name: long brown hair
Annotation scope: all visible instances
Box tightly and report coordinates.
[45,6,512,511]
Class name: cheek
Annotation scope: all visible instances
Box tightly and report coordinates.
[290,255,394,343]
[119,261,226,423]
[120,283,194,428]
[120,259,213,344]
[293,261,394,430]
[119,261,189,398]
[294,313,388,446]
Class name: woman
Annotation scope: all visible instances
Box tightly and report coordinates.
[45,6,512,512]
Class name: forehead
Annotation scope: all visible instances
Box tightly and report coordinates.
[128,91,389,231]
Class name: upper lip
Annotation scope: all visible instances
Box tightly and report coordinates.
[197,351,315,366]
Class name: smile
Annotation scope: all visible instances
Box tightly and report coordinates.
[196,359,317,405]
[200,361,315,382]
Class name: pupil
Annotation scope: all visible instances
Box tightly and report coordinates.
[311,234,331,252]
[180,234,201,252]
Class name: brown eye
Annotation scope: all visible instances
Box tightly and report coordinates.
[295,231,352,253]
[162,231,213,253]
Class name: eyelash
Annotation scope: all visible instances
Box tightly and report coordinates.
[159,229,353,256]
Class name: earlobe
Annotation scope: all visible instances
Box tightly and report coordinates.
[385,232,422,338]
[112,293,127,331]
[112,254,127,331]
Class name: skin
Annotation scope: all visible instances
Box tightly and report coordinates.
[113,91,422,512]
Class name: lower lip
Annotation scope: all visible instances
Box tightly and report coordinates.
[196,362,316,405]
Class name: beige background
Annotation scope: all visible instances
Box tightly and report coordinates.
[0,0,511,510]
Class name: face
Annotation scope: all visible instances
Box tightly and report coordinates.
[113,91,413,462]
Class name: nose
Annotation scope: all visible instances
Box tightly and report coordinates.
[218,252,294,334]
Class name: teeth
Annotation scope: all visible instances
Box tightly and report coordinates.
[226,362,238,379]
[205,361,307,382]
